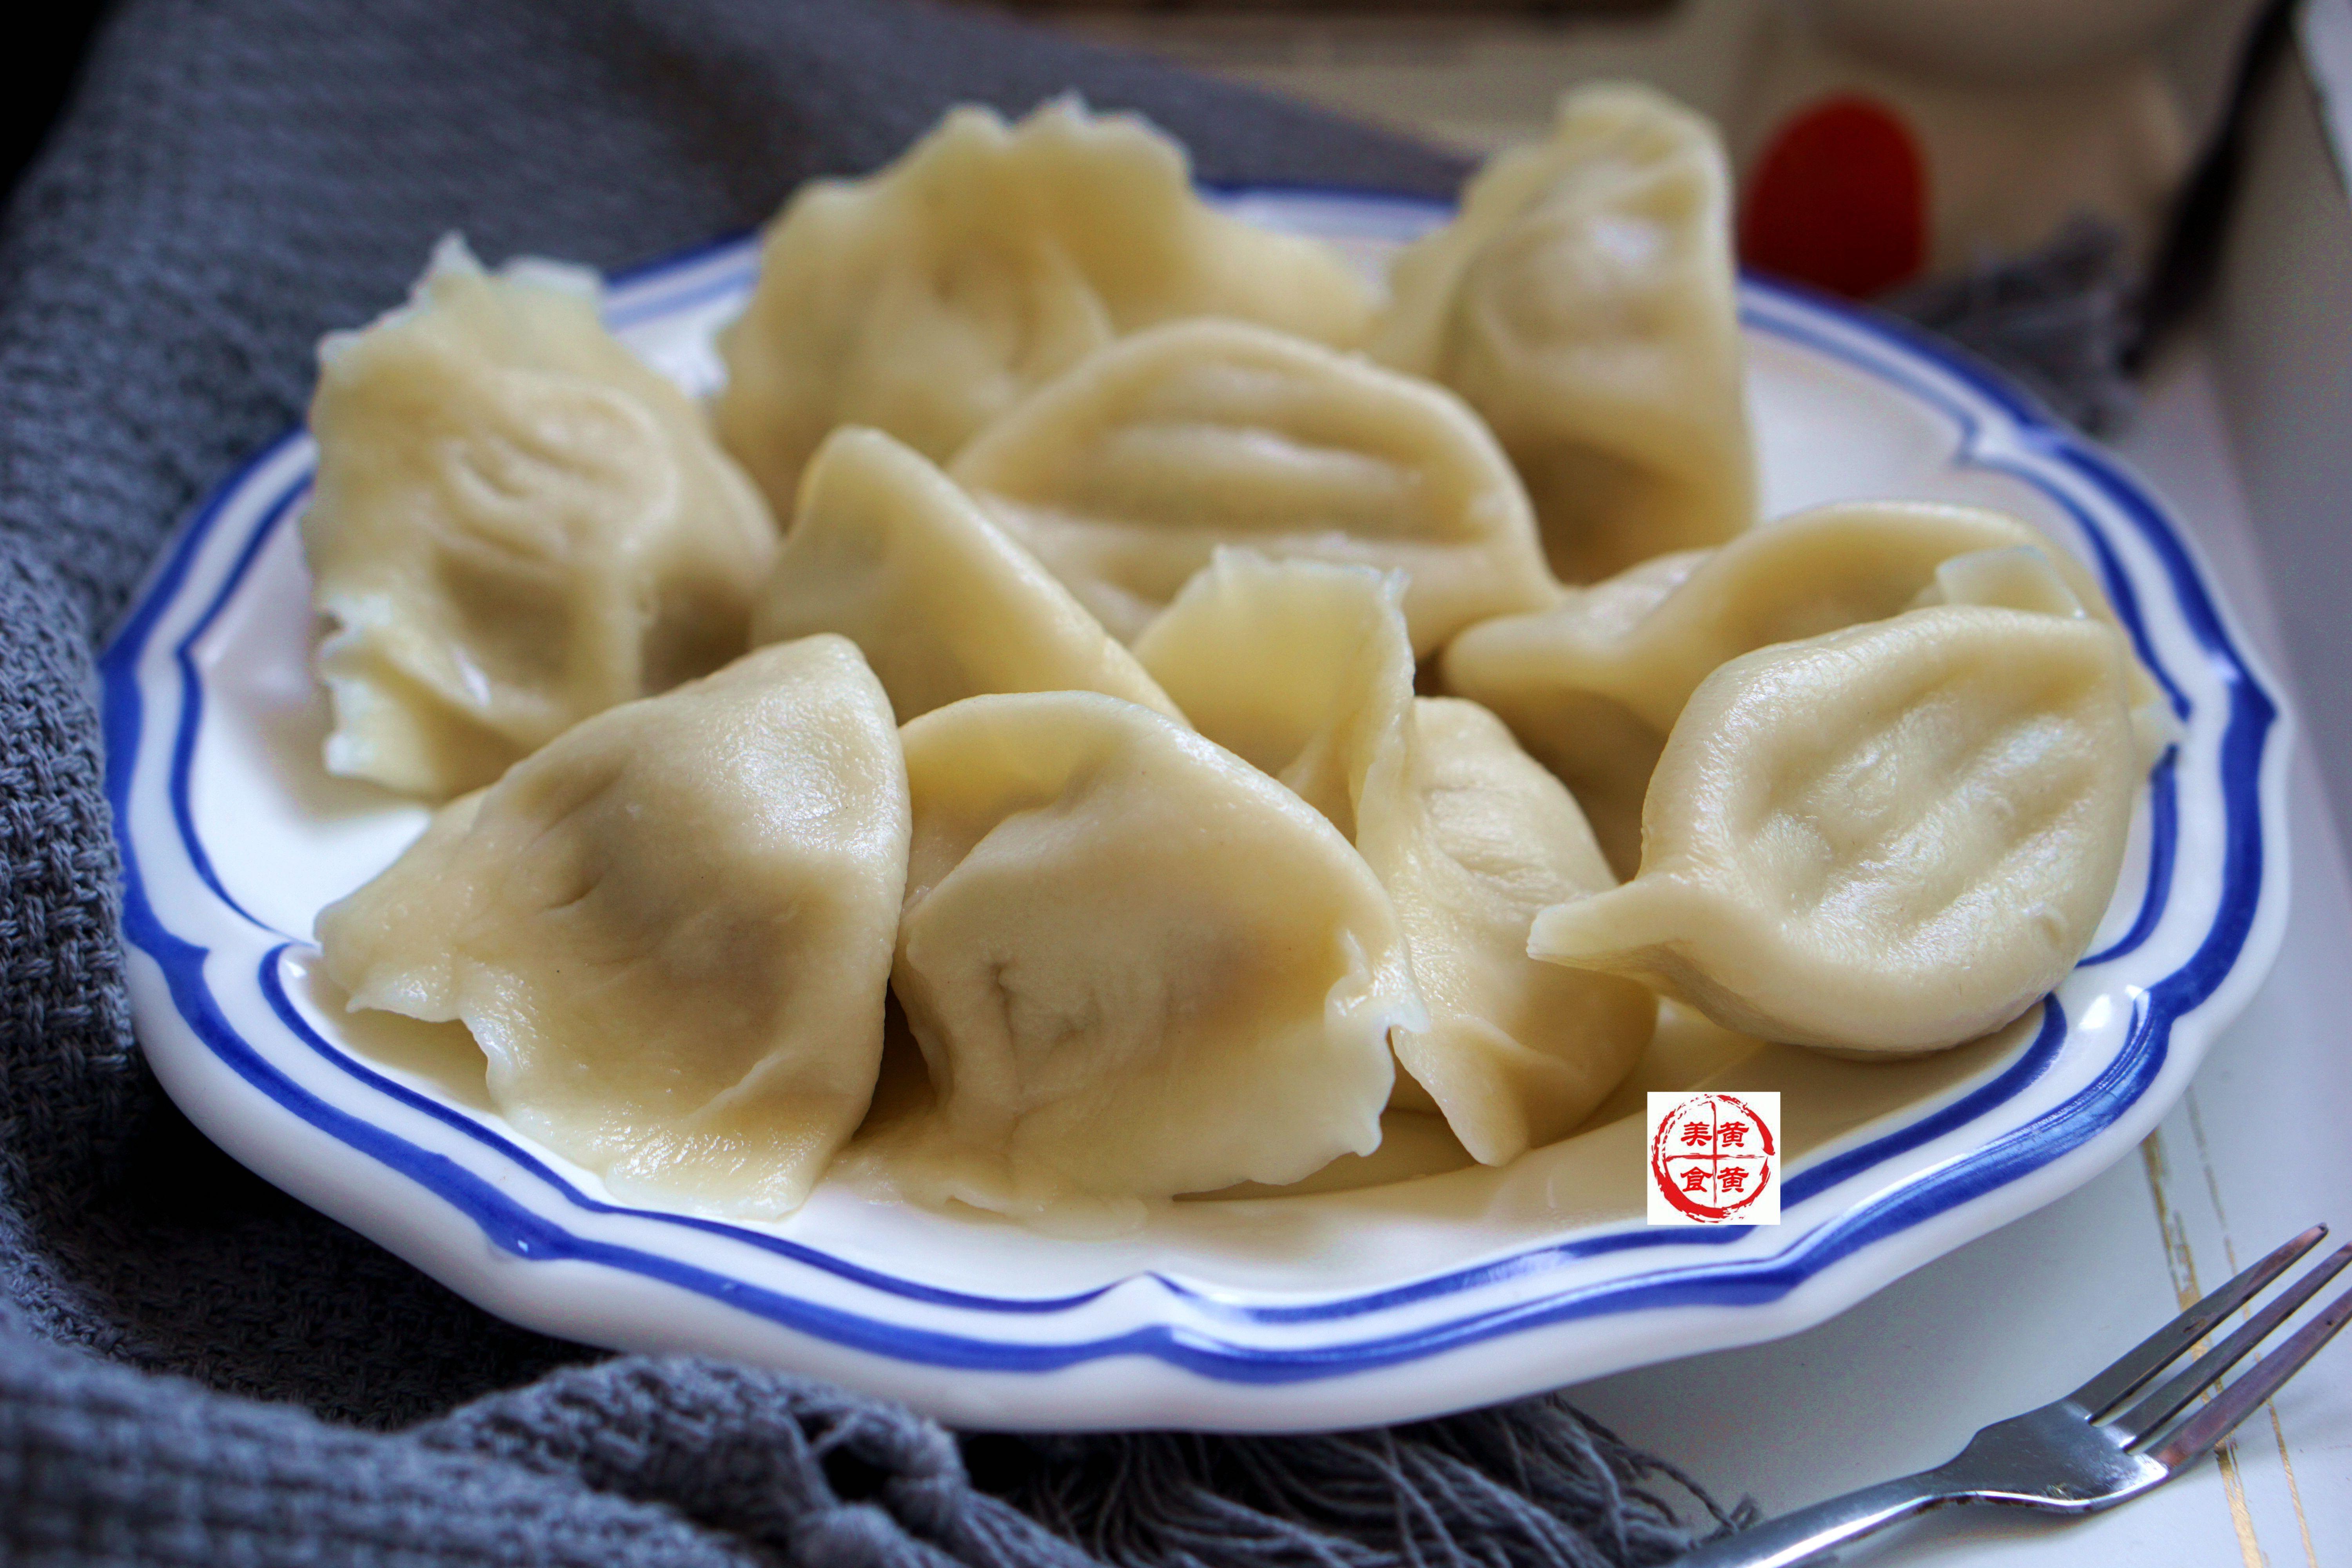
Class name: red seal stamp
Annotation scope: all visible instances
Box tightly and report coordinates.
[1646,1092,1781,1226]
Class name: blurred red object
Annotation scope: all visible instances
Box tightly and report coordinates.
[1739,95,1927,299]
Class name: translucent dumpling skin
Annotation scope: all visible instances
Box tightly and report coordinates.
[302,237,778,800]
[951,319,1557,652]
[1379,697,1656,1162]
[1373,82,1755,584]
[882,691,1421,1225]
[1529,606,2140,1054]
[317,636,909,1217]
[1134,546,1420,835]
[713,98,1376,519]
[750,426,1181,724]
[1137,551,1653,1165]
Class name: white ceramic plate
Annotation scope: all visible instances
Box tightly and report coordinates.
[103,191,2292,1432]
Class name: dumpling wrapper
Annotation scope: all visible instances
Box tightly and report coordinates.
[1391,698,1659,1159]
[316,636,909,1217]
[713,98,1376,518]
[1372,82,1755,583]
[1135,551,1653,1165]
[1443,500,2154,876]
[1529,605,2140,1054]
[879,691,1422,1230]
[951,318,1557,653]
[750,426,1182,724]
[303,236,777,800]
[1133,548,1419,834]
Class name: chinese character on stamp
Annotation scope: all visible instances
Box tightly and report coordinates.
[1646,1091,1780,1225]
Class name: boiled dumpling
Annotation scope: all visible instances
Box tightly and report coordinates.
[301,236,777,801]
[1528,606,2140,1054]
[1443,501,2145,876]
[316,637,908,1217]
[1389,697,1658,1160]
[713,98,1376,518]
[1372,82,1754,583]
[951,318,1557,651]
[1135,551,1654,1164]
[879,691,1421,1228]
[750,426,1182,724]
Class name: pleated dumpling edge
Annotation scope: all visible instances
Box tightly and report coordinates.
[302,234,778,801]
[750,425,1183,726]
[950,317,1559,654]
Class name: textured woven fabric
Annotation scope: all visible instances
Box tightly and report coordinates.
[0,1,1744,1561]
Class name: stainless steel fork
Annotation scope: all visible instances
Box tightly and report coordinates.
[1673,1224,2352,1568]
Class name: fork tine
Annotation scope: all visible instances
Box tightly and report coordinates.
[2147,1276,2352,1472]
[2069,1224,2327,1419]
[2116,1243,2352,1445]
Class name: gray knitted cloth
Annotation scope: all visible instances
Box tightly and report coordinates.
[0,1,1748,1561]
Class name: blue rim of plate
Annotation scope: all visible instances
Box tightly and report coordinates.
[101,187,2282,1386]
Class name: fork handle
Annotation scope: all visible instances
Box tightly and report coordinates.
[1670,1473,1955,1567]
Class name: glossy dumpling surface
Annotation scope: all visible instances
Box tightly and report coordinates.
[713,98,1376,518]
[1133,548,1417,834]
[1529,606,2140,1054]
[301,237,777,800]
[316,637,909,1216]
[750,426,1181,724]
[1382,697,1657,1161]
[952,319,1557,652]
[882,691,1420,1227]
[1373,82,1754,583]
[1136,551,1653,1163]
[1443,500,2140,876]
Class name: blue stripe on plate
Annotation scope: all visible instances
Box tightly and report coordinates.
[166,478,310,938]
[2082,746,2180,969]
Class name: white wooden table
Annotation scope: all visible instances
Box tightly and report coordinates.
[1565,346,2352,1567]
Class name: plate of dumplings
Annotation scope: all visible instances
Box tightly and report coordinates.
[105,85,2292,1430]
